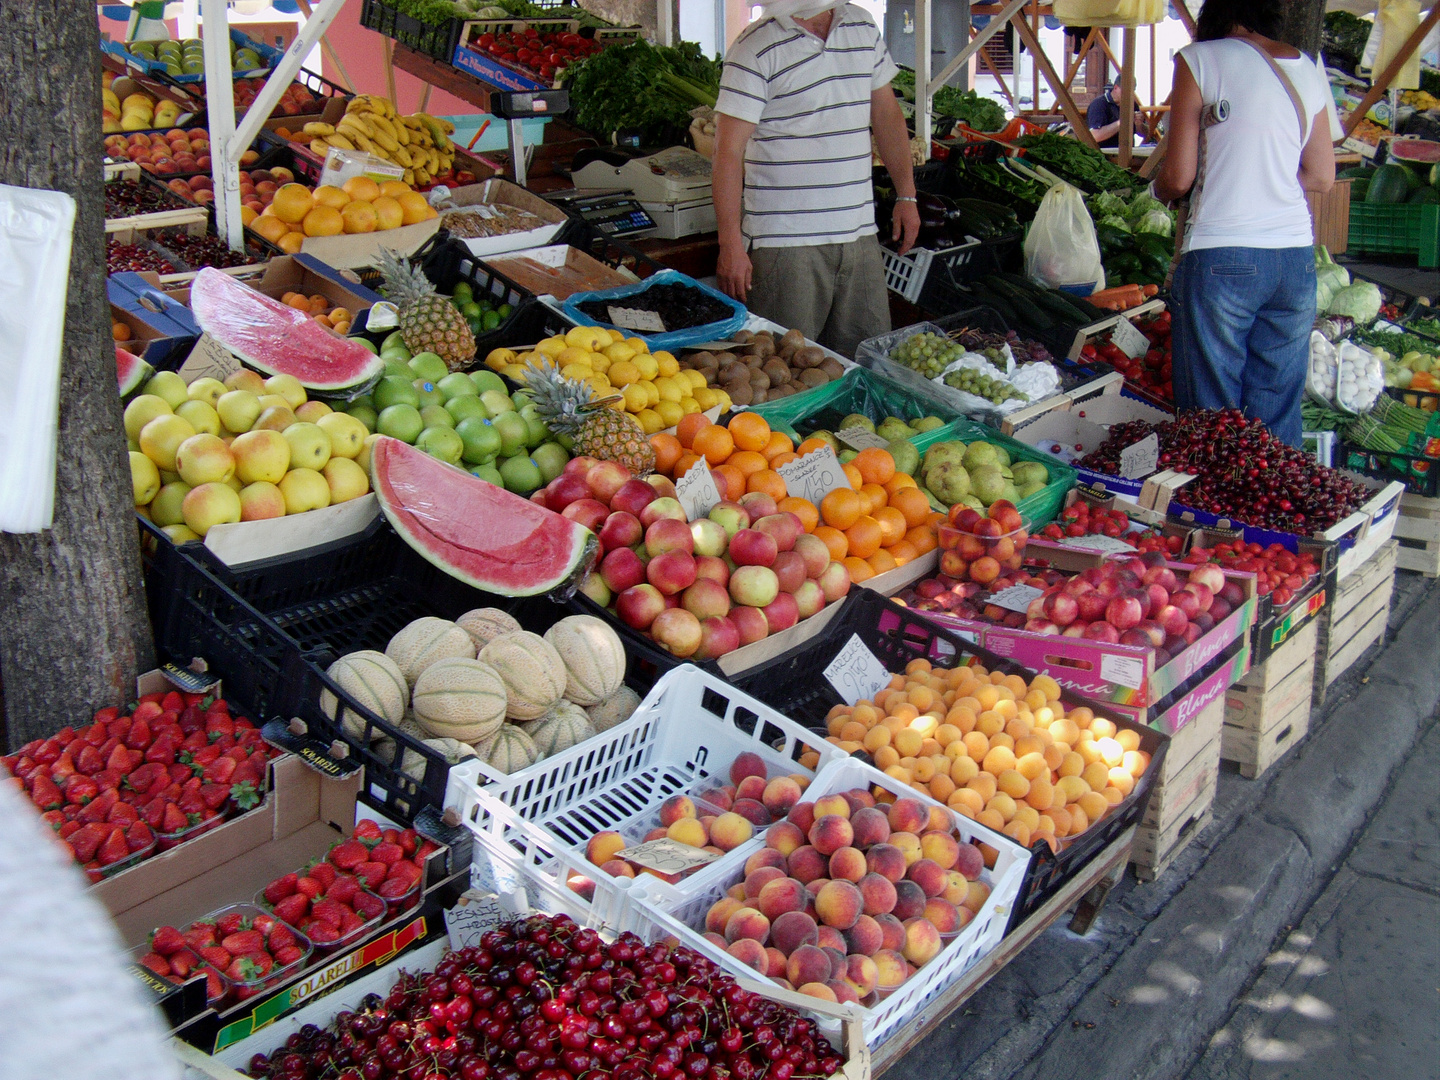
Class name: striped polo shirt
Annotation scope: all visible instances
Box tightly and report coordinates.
[715,5,898,249]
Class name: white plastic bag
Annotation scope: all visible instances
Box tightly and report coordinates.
[0,184,75,532]
[1023,182,1106,292]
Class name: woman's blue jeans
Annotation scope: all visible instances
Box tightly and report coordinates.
[1170,245,1316,447]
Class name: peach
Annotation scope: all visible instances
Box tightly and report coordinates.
[645,827,669,842]
[827,979,861,1005]
[586,831,626,866]
[865,844,908,883]
[843,914,884,956]
[963,880,991,912]
[728,884,748,901]
[567,873,596,901]
[659,794,696,825]
[923,897,962,935]
[744,866,787,898]
[765,820,806,857]
[892,879,928,921]
[709,812,754,852]
[730,751,767,786]
[762,776,803,817]
[667,818,709,848]
[757,877,807,921]
[786,944,833,987]
[703,931,728,950]
[875,913,906,953]
[942,871,970,906]
[815,879,863,930]
[726,938,769,973]
[736,775,768,803]
[828,846,868,883]
[843,791,875,816]
[808,815,854,856]
[821,945,849,976]
[786,845,828,884]
[787,801,817,833]
[771,910,819,955]
[872,948,909,989]
[926,806,952,833]
[891,832,923,865]
[887,797,929,834]
[920,831,961,870]
[902,918,942,966]
[850,806,892,848]
[706,897,745,935]
[906,858,948,898]
[846,954,880,996]
[600,859,635,878]
[745,848,788,876]
[954,842,986,881]
[724,907,770,945]
[733,799,771,827]
[765,947,788,978]
[858,872,898,916]
[813,793,851,820]
[798,983,838,1003]
[699,787,733,811]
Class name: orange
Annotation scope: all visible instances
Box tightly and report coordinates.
[342,175,381,202]
[796,437,831,456]
[843,463,864,490]
[891,487,932,528]
[714,464,746,501]
[843,556,875,583]
[820,488,863,530]
[844,516,883,559]
[302,205,344,237]
[673,452,704,478]
[650,433,682,476]
[905,525,938,555]
[676,412,712,449]
[692,425,735,466]
[728,412,771,453]
[859,483,888,515]
[875,506,908,547]
[815,526,849,561]
[854,447,896,485]
[396,190,431,225]
[746,469,787,500]
[777,496,819,533]
[762,431,794,461]
[252,215,289,244]
[727,450,769,477]
[867,549,898,575]
[272,183,314,223]
[768,451,797,469]
[888,540,919,566]
[884,473,919,499]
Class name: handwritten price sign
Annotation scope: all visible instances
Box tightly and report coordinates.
[675,457,722,521]
[617,838,719,875]
[823,634,891,705]
[777,446,850,506]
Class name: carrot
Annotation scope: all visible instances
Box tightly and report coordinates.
[1089,285,1144,311]
[1141,284,1159,298]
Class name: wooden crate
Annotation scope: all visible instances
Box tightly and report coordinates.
[1393,492,1440,578]
[1222,619,1316,780]
[1314,540,1396,704]
[1132,696,1221,881]
[1308,178,1351,254]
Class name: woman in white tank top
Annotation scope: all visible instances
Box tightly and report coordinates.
[1152,0,1336,448]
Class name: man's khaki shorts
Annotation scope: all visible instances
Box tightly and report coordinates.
[747,234,891,359]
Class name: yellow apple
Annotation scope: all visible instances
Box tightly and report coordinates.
[123,394,172,441]
[317,412,368,459]
[181,482,242,536]
[239,481,287,521]
[224,369,266,394]
[217,390,262,434]
[294,400,333,423]
[174,399,221,437]
[174,433,236,487]
[130,451,160,506]
[253,406,297,432]
[322,457,370,503]
[278,468,331,514]
[283,421,331,471]
[186,377,228,409]
[138,414,197,472]
[263,373,307,410]
[231,429,291,485]
[150,481,192,527]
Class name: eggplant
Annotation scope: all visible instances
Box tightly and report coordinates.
[917,192,950,230]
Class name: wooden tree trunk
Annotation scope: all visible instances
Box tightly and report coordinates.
[1279,0,1326,57]
[0,0,154,750]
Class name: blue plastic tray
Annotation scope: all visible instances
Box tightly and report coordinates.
[561,269,748,354]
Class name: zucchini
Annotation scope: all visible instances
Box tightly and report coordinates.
[1059,292,1108,321]
[1028,289,1092,325]
[1006,292,1054,330]
[966,281,1019,324]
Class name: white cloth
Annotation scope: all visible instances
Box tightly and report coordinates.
[715,4,898,249]
[755,0,850,17]
[1178,39,1334,253]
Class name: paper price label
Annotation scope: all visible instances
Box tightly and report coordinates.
[1059,533,1138,554]
[777,446,850,505]
[675,457,722,521]
[1100,653,1146,690]
[445,890,522,950]
[836,426,892,451]
[986,583,1045,614]
[607,306,665,332]
[176,332,241,386]
[1109,316,1151,360]
[1119,433,1159,479]
[617,838,719,874]
[823,633,892,705]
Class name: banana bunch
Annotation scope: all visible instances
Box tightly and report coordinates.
[303,96,459,187]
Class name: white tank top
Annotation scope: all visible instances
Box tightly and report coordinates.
[1178,40,1333,253]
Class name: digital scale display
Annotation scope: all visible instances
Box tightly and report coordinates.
[547,192,658,239]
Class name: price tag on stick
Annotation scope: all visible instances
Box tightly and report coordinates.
[1109,316,1151,360]
[836,427,892,451]
[176,332,241,385]
[777,446,851,505]
[986,583,1045,614]
[675,457,722,521]
[607,306,665,333]
[1118,433,1159,479]
[618,838,719,875]
[823,634,892,705]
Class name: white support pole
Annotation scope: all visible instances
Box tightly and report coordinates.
[179,0,199,40]
[658,0,674,46]
[202,0,244,251]
[915,0,931,159]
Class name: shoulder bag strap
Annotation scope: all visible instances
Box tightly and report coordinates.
[1235,37,1309,143]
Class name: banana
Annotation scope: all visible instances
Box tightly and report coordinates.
[413,113,453,152]
[399,116,424,131]
[325,132,356,151]
[370,127,400,153]
[393,123,410,146]
[369,114,399,141]
[302,121,335,137]
[338,114,375,138]
[353,131,378,154]
[403,168,416,186]
[390,144,413,168]
[414,166,432,186]
[426,147,442,173]
[309,138,333,155]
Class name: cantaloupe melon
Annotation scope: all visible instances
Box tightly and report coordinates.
[587,685,642,732]
[476,723,540,775]
[457,607,524,650]
[522,701,596,757]
[543,615,626,707]
[411,657,508,743]
[384,735,477,783]
[320,650,408,742]
[478,631,567,720]
[386,617,476,686]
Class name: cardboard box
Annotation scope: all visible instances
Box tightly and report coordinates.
[261,97,348,141]
[1012,390,1174,498]
[110,298,197,373]
[443,177,568,259]
[298,216,441,271]
[483,244,636,300]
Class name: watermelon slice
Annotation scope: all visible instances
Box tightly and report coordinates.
[117,346,153,399]
[188,267,384,391]
[1388,139,1440,164]
[371,436,596,597]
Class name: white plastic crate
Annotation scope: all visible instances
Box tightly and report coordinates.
[628,755,1031,1049]
[881,238,983,303]
[448,665,850,923]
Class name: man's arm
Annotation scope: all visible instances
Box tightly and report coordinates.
[870,86,920,255]
[714,112,757,302]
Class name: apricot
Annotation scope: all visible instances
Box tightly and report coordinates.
[586,831,626,866]
[920,831,961,870]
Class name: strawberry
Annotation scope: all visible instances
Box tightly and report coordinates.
[63,774,99,806]
[105,743,133,774]
[124,718,152,751]
[141,798,167,830]
[389,859,423,887]
[263,873,298,905]
[61,819,90,845]
[377,876,413,900]
[162,691,185,713]
[221,930,265,955]
[215,912,246,936]
[93,768,124,793]
[211,734,237,754]
[253,913,275,935]
[328,839,368,872]
[144,737,176,766]
[199,783,230,810]
[304,924,340,944]
[353,861,388,888]
[352,891,386,921]
[267,923,297,952]
[123,763,164,795]
[151,925,187,956]
[30,774,63,811]
[307,862,337,890]
[183,924,216,950]
[200,968,226,1003]
[310,898,346,928]
[274,945,305,966]
[382,828,402,845]
[138,951,171,977]
[398,828,419,857]
[230,780,262,811]
[78,790,118,823]
[106,715,131,740]
[295,876,323,900]
[339,908,364,935]
[370,841,404,866]
[190,745,222,768]
[353,819,383,843]
[327,876,359,905]
[168,950,194,978]
[178,789,204,817]
[272,893,310,926]
[107,801,138,826]
[201,756,236,785]
[48,754,75,783]
[94,707,120,726]
[133,697,164,717]
[97,826,131,866]
[81,721,109,745]
[160,802,189,835]
[32,739,62,766]
[181,730,208,754]
[226,955,267,984]
[197,945,232,970]
[415,840,440,862]
[166,763,192,785]
[38,809,64,831]
[206,713,235,739]
[126,821,154,851]
[75,745,104,775]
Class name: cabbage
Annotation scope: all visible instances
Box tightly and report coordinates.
[1327,282,1383,323]
[1135,209,1173,237]
[1091,191,1129,218]
[1098,214,1131,233]
[1314,245,1350,311]
[1126,193,1166,221]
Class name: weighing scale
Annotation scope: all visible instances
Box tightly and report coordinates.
[545,190,658,240]
[570,145,716,239]
[490,88,569,188]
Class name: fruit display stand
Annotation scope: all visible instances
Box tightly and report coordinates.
[909,419,1079,528]
[749,366,968,442]
[1313,539,1399,710]
[1220,619,1319,781]
[1392,491,1440,577]
[1129,694,1223,881]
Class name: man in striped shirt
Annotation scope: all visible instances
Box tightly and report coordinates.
[713,1,919,357]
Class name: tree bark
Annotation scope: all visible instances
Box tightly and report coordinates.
[1278,0,1326,57]
[0,1,154,750]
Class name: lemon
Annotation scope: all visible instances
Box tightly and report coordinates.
[485,347,516,371]
[624,336,650,355]
[603,341,637,364]
[633,355,659,381]
[682,369,708,390]
[502,363,531,383]
[636,408,665,434]
[654,351,679,377]
[565,326,608,351]
[680,397,702,415]
[714,389,733,411]
[694,387,719,410]
[535,337,567,358]
[655,400,683,427]
[560,363,594,382]
[557,346,596,368]
[622,384,649,412]
[642,379,661,407]
[655,377,684,404]
[586,375,612,397]
[608,361,641,387]
[588,354,611,373]
[606,328,625,344]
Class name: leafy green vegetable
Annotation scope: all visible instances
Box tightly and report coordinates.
[564,40,720,143]
[1016,132,1138,193]
[1322,11,1372,65]
[389,0,464,27]
[1408,315,1440,339]
[1090,190,1128,218]
[1355,327,1439,358]
[891,70,1007,134]
[1328,282,1383,323]
[1134,209,1173,237]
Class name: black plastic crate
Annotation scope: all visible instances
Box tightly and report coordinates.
[1338,442,1440,497]
[359,0,463,62]
[725,588,1169,931]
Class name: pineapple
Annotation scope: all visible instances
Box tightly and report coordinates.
[525,362,655,477]
[374,247,475,371]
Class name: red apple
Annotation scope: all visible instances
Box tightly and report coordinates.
[730,565,780,608]
[1187,564,1226,595]
[738,492,778,520]
[599,511,643,554]
[585,461,631,505]
[1105,595,1144,631]
[730,529,779,568]
[646,475,677,499]
[772,551,808,594]
[611,479,657,518]
[617,584,666,630]
[1076,591,1110,623]
[793,580,825,620]
[563,456,600,479]
[818,561,851,603]
[707,501,751,538]
[545,474,592,513]
[682,578,731,620]
[651,608,703,658]
[793,533,831,578]
[1084,621,1121,643]
[730,605,770,646]
[761,592,799,633]
[1181,582,1214,612]
[754,513,803,553]
[646,518,694,558]
[694,615,741,661]
[690,518,728,558]
[694,554,730,587]
[640,497,686,528]
[600,547,646,594]
[562,498,610,532]
[1024,618,1061,635]
[1043,592,1079,627]
[648,551,698,596]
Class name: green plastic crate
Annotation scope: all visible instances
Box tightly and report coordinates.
[748,367,967,442]
[910,418,1077,527]
[1347,202,1440,268]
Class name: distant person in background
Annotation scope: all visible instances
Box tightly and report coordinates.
[1086,81,1145,147]
[1152,0,1336,447]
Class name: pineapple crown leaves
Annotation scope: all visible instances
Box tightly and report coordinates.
[373,246,441,303]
